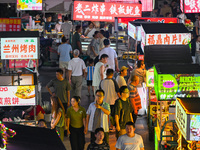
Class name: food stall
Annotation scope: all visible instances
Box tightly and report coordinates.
[153,63,200,150]
[176,98,200,149]
[0,31,40,125]
[72,1,142,52]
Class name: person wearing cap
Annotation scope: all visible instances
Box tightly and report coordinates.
[116,66,128,88]
[68,49,86,97]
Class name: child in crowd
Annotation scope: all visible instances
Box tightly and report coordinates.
[38,119,47,128]
[85,58,95,96]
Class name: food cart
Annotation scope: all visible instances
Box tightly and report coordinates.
[176,98,200,150]
[153,63,200,150]
[0,31,40,125]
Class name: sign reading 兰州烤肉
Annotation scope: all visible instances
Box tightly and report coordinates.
[73,1,142,22]
[1,38,38,60]
[0,86,36,106]
[154,72,200,100]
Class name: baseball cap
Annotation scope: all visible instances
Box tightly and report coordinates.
[120,66,128,71]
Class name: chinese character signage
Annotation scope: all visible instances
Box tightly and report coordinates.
[105,0,153,11]
[146,68,154,87]
[128,22,136,39]
[145,33,191,46]
[0,86,35,106]
[1,38,38,60]
[183,0,200,13]
[141,26,146,50]
[176,99,188,140]
[17,0,42,11]
[118,17,178,25]
[73,1,142,22]
[154,70,200,100]
[0,18,21,31]
[9,60,37,68]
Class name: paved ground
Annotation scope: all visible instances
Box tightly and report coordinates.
[39,64,154,150]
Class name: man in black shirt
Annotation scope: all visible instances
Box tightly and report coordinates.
[87,128,110,150]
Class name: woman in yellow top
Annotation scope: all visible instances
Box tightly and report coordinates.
[51,96,65,141]
[66,96,86,150]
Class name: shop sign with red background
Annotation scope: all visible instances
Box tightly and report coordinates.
[105,0,153,11]
[0,18,21,31]
[9,60,37,68]
[1,38,38,60]
[118,17,178,25]
[73,1,142,22]
[180,0,200,13]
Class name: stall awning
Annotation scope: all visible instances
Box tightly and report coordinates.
[154,64,200,74]
[142,23,189,34]
[129,21,159,26]
[177,98,200,113]
[144,45,192,68]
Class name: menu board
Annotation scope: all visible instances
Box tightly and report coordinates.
[0,86,36,106]
[1,38,38,60]
[73,1,142,22]
[17,0,42,11]
[154,68,200,101]
[0,18,21,31]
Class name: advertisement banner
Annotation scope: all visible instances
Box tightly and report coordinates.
[1,38,38,60]
[146,68,154,87]
[146,33,191,46]
[176,99,188,140]
[128,22,136,39]
[141,26,146,51]
[0,86,36,106]
[184,0,200,13]
[17,0,42,11]
[154,73,200,100]
[190,114,200,141]
[73,1,142,22]
[118,17,178,25]
[0,18,21,31]
[105,0,153,11]
[9,59,37,68]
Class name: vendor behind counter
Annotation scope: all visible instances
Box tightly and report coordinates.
[45,16,52,33]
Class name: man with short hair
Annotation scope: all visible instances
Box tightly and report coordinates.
[92,54,108,94]
[68,49,86,97]
[61,16,72,39]
[128,75,142,123]
[99,39,119,72]
[116,121,144,150]
[72,25,83,54]
[46,69,71,110]
[87,127,110,150]
[85,89,110,144]
[58,36,72,79]
[116,66,128,88]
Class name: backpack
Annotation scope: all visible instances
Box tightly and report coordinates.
[110,99,123,126]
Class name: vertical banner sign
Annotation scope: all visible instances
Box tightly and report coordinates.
[0,86,36,106]
[1,38,38,60]
[73,1,142,22]
[0,18,21,31]
[128,22,136,39]
[176,99,188,140]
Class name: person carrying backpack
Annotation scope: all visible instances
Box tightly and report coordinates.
[114,86,133,139]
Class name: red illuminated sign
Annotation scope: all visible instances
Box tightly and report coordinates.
[9,60,37,68]
[183,0,200,13]
[118,17,178,25]
[73,1,142,22]
[105,0,153,11]
[0,18,21,31]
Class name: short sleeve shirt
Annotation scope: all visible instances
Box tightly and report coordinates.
[87,142,110,150]
[46,79,71,103]
[116,75,127,88]
[58,43,72,62]
[66,106,86,128]
[115,134,144,150]
[90,38,100,56]
[68,58,86,76]
[72,32,81,50]
[61,22,72,37]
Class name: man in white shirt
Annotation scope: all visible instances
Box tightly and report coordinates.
[68,49,86,97]
[116,122,144,150]
[99,39,119,72]
[116,66,128,88]
[61,16,72,39]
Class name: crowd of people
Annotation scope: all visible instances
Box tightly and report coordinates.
[42,20,147,148]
